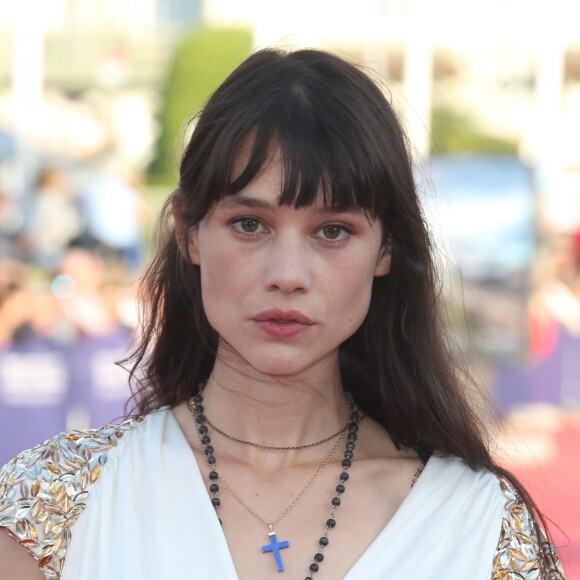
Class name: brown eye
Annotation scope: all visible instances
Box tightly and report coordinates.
[240,218,260,233]
[315,223,351,242]
[324,226,340,239]
[320,225,344,240]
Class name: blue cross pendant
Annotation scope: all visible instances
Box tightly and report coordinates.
[261,527,290,572]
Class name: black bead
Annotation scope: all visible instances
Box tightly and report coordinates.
[349,424,359,433]
[201,435,211,445]
[193,394,202,403]
[331,497,341,507]
[209,470,218,480]
[209,483,219,493]
[351,411,360,421]
[339,471,349,481]
[351,403,359,412]
[196,404,204,413]
[342,458,351,468]
[319,536,329,547]
[347,433,357,442]
[196,381,206,389]
[326,518,336,528]
[343,450,353,460]
[336,484,345,494]
[198,425,208,434]
[305,577,313,580]
[345,441,355,451]
[195,414,205,424]
[309,563,319,573]
[204,445,214,455]
[314,553,324,562]
[207,455,216,464]
[211,497,221,507]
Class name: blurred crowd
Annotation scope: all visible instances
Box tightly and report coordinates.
[0,159,148,345]
[1,161,147,270]
[0,159,150,463]
[531,227,580,346]
[491,219,580,410]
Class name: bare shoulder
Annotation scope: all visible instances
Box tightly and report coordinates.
[357,414,422,463]
[354,415,424,497]
[0,527,44,579]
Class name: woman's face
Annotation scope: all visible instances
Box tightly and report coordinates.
[186,153,390,378]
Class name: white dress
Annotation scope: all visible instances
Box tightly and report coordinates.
[0,408,563,579]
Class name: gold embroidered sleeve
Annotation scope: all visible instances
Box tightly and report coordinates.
[492,477,565,579]
[0,418,142,580]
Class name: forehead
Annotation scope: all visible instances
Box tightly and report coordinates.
[226,138,366,214]
[216,194,369,221]
[224,149,367,218]
[207,100,388,221]
[230,136,281,181]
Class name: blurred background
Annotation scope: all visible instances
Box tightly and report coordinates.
[0,0,578,573]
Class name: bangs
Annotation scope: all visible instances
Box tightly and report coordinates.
[221,85,387,217]
[180,49,406,226]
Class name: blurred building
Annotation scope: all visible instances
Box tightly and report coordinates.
[0,0,203,87]
[0,0,579,224]
[0,0,203,173]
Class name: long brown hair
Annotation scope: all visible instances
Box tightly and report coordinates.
[126,48,562,575]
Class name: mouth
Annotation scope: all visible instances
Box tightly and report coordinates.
[253,309,315,325]
[252,309,315,338]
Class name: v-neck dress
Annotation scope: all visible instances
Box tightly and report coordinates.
[0,408,564,579]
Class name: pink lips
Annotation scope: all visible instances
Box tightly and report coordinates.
[253,309,315,338]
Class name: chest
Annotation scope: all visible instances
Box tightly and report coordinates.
[60,445,504,580]
[215,465,415,580]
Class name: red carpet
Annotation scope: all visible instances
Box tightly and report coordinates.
[504,414,580,577]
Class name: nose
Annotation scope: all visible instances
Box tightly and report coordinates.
[263,234,312,294]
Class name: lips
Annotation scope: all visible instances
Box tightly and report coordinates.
[252,309,315,338]
[253,309,314,325]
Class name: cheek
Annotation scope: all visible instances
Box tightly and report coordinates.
[197,244,227,319]
[327,259,376,326]
[344,281,373,323]
[197,240,254,322]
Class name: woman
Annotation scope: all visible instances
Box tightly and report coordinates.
[0,49,564,579]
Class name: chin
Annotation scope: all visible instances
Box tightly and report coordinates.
[237,348,318,378]
[248,358,311,378]
[216,338,338,378]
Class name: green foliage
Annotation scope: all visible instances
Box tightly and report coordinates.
[149,28,253,184]
[430,106,517,155]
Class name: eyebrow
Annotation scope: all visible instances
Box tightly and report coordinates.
[217,196,367,217]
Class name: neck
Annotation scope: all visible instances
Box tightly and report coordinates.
[199,360,349,469]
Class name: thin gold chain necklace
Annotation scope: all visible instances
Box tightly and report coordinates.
[218,430,345,529]
[204,414,349,450]
[187,381,361,577]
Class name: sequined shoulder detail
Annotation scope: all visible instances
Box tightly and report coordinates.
[0,417,143,579]
[492,476,565,579]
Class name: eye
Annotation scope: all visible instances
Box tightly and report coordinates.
[315,224,351,242]
[231,217,266,235]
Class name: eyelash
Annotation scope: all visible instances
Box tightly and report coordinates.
[229,217,353,243]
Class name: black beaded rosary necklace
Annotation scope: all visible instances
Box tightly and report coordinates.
[187,380,361,579]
